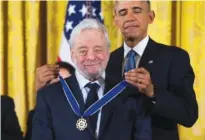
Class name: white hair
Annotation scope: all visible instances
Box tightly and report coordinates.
[69,18,110,48]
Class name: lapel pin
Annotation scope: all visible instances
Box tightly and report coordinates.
[148,60,153,64]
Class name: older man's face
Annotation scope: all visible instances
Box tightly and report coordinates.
[71,29,110,81]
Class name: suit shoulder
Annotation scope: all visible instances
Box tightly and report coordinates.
[110,47,123,57]
[167,46,190,60]
[1,95,14,109]
[169,46,188,54]
[155,41,190,58]
[37,81,63,98]
[1,95,14,103]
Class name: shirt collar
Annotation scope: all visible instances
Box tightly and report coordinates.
[124,36,149,57]
[75,70,105,90]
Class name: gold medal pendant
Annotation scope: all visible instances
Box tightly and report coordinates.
[76,118,88,131]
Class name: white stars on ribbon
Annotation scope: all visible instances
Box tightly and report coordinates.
[65,20,73,32]
[68,4,76,16]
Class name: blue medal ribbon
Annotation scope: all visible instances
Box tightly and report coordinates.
[59,75,128,117]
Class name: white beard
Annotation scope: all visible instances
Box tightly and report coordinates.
[73,60,104,81]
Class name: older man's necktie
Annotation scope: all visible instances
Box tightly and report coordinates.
[85,83,99,131]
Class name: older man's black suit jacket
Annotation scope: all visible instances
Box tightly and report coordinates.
[32,74,152,140]
[106,38,198,140]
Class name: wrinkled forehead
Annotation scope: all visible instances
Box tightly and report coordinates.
[73,29,107,48]
[74,29,102,41]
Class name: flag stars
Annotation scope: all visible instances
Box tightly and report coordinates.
[79,4,88,17]
[99,11,103,20]
[92,8,96,17]
[68,4,76,16]
[65,21,73,32]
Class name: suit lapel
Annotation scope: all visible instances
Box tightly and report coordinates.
[99,47,125,139]
[98,80,115,140]
[114,47,124,81]
[139,38,159,73]
[66,75,85,112]
[65,75,96,140]
[106,47,124,83]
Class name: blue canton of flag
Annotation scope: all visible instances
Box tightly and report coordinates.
[58,1,103,65]
[64,1,103,39]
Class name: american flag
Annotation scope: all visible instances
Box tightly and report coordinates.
[58,1,103,66]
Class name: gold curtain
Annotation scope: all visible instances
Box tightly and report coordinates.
[178,2,205,140]
[1,1,205,139]
[0,1,67,133]
[148,2,205,140]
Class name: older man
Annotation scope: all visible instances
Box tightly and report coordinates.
[32,19,151,140]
